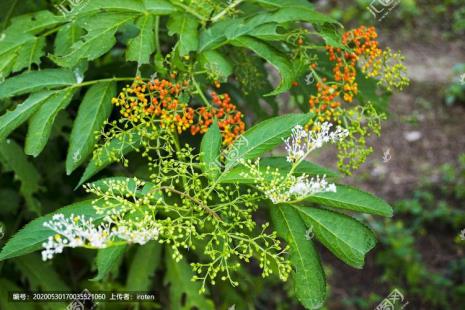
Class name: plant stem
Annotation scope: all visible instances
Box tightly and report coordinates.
[192,77,212,107]
[211,0,244,23]
[67,77,143,91]
[154,16,161,53]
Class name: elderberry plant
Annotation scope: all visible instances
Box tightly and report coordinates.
[0,0,408,309]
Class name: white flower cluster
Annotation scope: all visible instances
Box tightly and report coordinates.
[284,123,349,163]
[288,175,336,198]
[41,213,159,261]
[241,123,347,204]
[260,174,336,204]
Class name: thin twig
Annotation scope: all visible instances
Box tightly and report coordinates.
[158,186,222,221]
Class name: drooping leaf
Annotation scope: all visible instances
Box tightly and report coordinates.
[0,91,54,141]
[167,13,199,56]
[15,253,70,291]
[198,5,337,53]
[164,250,215,310]
[126,14,156,65]
[220,156,338,183]
[291,204,377,268]
[25,88,75,157]
[66,82,116,174]
[225,113,309,168]
[271,205,326,309]
[0,69,76,99]
[92,245,127,281]
[50,12,138,68]
[305,185,393,217]
[0,139,41,214]
[0,200,102,261]
[126,242,161,290]
[230,36,295,96]
[200,119,222,180]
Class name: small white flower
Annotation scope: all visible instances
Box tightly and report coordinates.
[288,175,336,199]
[284,123,348,163]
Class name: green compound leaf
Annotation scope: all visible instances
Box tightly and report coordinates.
[50,12,138,68]
[200,119,222,180]
[225,114,309,169]
[0,91,54,141]
[126,242,161,291]
[77,126,147,188]
[66,82,116,174]
[230,36,295,96]
[291,204,377,269]
[271,205,326,309]
[0,69,76,99]
[165,250,215,310]
[219,156,338,184]
[126,14,156,65]
[25,88,76,157]
[92,245,127,281]
[305,185,393,217]
[0,200,102,261]
[0,139,41,214]
[167,12,200,56]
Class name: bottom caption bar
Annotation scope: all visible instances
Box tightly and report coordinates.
[8,290,157,303]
